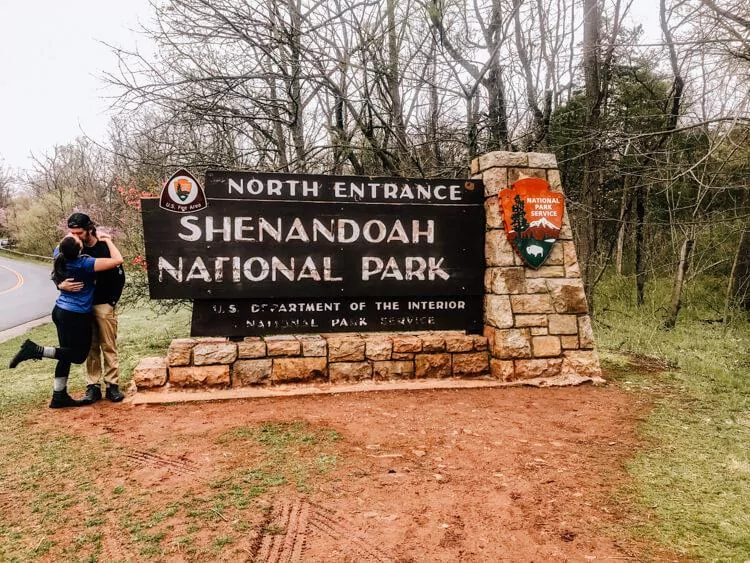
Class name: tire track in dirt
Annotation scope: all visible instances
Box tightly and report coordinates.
[252,497,393,562]
[255,497,308,562]
[307,502,394,563]
[124,449,200,477]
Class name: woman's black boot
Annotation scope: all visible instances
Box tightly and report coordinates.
[9,339,43,368]
[49,390,88,409]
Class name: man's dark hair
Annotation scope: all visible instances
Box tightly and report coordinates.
[67,212,97,240]
[67,213,94,229]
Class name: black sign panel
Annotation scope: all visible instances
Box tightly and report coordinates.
[141,188,484,300]
[191,296,483,336]
[142,171,485,335]
[204,170,483,204]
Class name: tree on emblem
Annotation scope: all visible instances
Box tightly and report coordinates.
[511,194,529,233]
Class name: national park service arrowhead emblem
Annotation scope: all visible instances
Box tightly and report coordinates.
[499,177,564,269]
[159,169,208,213]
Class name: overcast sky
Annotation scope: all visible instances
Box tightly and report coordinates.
[0,0,660,175]
[0,0,152,173]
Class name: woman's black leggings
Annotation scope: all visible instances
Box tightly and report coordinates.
[51,305,93,380]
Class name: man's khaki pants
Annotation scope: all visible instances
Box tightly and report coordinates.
[86,304,119,386]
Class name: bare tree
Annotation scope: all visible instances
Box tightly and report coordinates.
[426,0,514,155]
[106,0,316,171]
[26,140,110,215]
[0,163,13,239]
[92,0,747,327]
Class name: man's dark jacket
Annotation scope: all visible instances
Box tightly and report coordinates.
[85,241,126,306]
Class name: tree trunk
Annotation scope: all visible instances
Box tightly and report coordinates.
[466,94,479,160]
[269,76,290,172]
[663,236,694,329]
[428,41,441,170]
[615,176,632,275]
[578,0,603,309]
[288,0,306,170]
[332,93,346,174]
[486,0,510,150]
[386,0,409,173]
[725,227,750,318]
[486,72,509,150]
[512,0,549,149]
[426,0,509,153]
[635,184,647,306]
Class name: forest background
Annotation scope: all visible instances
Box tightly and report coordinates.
[0,1,749,558]
[0,0,748,326]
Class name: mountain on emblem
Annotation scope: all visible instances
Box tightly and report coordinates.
[498,177,565,269]
[529,217,557,230]
[159,169,208,213]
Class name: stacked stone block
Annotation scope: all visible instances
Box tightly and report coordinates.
[473,151,601,381]
[132,332,492,391]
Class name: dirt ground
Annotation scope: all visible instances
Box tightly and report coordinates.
[26,382,688,562]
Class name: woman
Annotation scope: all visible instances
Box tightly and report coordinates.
[9,232,124,408]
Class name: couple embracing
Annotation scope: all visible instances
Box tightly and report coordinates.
[9,213,127,408]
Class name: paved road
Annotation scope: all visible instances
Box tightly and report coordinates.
[0,255,58,333]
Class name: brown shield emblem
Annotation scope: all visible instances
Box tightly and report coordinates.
[159,169,208,213]
[498,178,564,269]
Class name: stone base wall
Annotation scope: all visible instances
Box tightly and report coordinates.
[475,151,602,380]
[133,332,501,391]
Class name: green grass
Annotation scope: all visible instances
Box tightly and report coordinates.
[0,304,191,413]
[1,277,748,560]
[0,304,343,560]
[0,305,185,561]
[215,422,342,496]
[0,247,53,265]
[596,275,750,561]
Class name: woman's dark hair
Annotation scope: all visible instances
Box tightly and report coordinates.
[51,236,82,285]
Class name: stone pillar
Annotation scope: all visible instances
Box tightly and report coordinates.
[473,151,603,382]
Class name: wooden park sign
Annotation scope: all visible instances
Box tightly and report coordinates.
[498,177,564,269]
[141,171,485,336]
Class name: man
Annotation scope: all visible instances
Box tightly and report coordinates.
[59,213,126,403]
